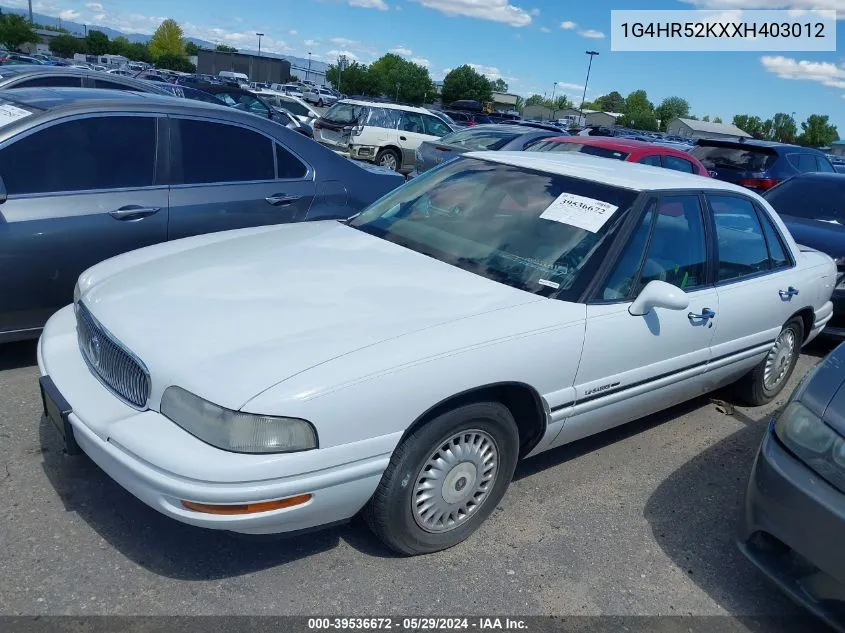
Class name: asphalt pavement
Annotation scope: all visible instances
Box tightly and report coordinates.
[0,336,835,625]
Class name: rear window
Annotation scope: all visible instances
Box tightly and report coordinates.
[322,102,365,124]
[690,143,777,171]
[764,177,845,224]
[530,141,629,161]
[438,127,521,151]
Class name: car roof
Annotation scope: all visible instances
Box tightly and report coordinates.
[695,137,819,152]
[338,98,431,113]
[545,136,656,150]
[466,151,751,193]
[0,86,222,111]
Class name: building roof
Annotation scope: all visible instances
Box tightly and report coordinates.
[674,118,751,137]
[465,150,755,194]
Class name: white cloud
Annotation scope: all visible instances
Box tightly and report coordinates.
[58,8,80,19]
[414,0,533,27]
[578,29,605,38]
[682,0,845,19]
[329,37,358,46]
[348,0,389,9]
[530,7,540,15]
[540,26,550,32]
[411,56,430,67]
[304,39,318,47]
[325,49,360,62]
[761,55,845,89]
[288,29,298,35]
[181,21,290,52]
[390,46,414,55]
[554,81,584,91]
[560,20,577,29]
[468,63,503,80]
[84,2,103,10]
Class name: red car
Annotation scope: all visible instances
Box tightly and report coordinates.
[531,136,711,177]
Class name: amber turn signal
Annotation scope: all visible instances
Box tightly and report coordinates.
[181,494,312,515]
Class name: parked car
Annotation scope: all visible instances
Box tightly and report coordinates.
[255,90,320,123]
[410,124,564,178]
[314,99,455,172]
[38,151,834,554]
[0,87,404,343]
[690,138,836,192]
[271,106,315,138]
[509,120,569,134]
[739,341,845,632]
[177,82,292,126]
[762,173,845,338]
[441,109,494,127]
[529,137,711,176]
[0,65,173,93]
[302,86,338,107]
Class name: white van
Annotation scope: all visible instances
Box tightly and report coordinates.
[314,99,454,172]
[218,70,249,84]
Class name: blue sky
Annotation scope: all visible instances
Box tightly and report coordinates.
[10,0,845,130]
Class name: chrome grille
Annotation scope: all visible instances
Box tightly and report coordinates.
[76,302,150,409]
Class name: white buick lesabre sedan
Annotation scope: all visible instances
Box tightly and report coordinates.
[38,152,835,555]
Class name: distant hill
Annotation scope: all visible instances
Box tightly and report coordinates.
[0,5,331,75]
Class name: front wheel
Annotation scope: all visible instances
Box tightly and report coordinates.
[363,402,520,555]
[735,316,804,406]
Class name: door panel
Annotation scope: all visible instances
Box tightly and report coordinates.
[0,114,165,337]
[397,112,431,167]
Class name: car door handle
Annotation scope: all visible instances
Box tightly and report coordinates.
[779,286,800,300]
[399,136,407,141]
[688,308,716,321]
[109,206,161,221]
[265,194,301,206]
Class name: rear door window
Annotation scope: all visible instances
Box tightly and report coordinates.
[709,195,770,281]
[423,114,451,138]
[663,155,695,173]
[788,153,818,173]
[399,111,425,134]
[0,115,156,194]
[174,119,274,184]
[638,154,662,167]
[275,144,308,180]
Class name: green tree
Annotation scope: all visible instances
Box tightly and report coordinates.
[0,14,37,50]
[149,18,185,58]
[490,78,508,92]
[595,90,625,113]
[365,53,435,105]
[581,100,599,110]
[185,41,201,56]
[702,115,710,122]
[215,44,238,53]
[125,42,153,63]
[49,33,84,57]
[85,29,110,55]
[654,96,690,131]
[768,112,798,143]
[524,94,545,107]
[550,95,572,111]
[441,64,492,105]
[618,89,658,130]
[108,35,131,56]
[155,51,196,72]
[799,114,839,147]
[732,114,763,138]
[514,95,524,111]
[714,116,723,123]
[326,61,376,96]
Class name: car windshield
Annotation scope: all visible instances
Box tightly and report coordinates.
[322,101,365,124]
[348,157,638,299]
[764,177,845,224]
[690,143,777,171]
[438,127,522,151]
[528,141,630,160]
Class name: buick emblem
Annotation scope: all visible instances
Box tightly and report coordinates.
[88,336,101,367]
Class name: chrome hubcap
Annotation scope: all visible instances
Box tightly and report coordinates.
[764,328,796,390]
[379,153,397,170]
[412,430,498,534]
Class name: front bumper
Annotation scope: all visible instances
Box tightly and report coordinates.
[739,428,845,631]
[37,305,390,535]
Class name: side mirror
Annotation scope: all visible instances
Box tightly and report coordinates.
[629,280,689,316]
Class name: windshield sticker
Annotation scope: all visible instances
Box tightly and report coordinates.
[538,279,560,290]
[539,193,618,234]
[0,103,31,128]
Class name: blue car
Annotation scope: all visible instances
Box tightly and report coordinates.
[690,138,837,193]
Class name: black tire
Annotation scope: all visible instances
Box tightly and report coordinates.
[375,148,401,171]
[735,317,804,406]
[363,402,520,556]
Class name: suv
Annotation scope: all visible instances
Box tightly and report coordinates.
[441,109,493,127]
[302,86,338,107]
[314,99,455,172]
[690,138,836,192]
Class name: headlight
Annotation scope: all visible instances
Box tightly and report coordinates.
[774,401,845,491]
[160,386,318,454]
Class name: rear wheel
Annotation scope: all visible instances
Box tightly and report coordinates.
[375,148,400,171]
[735,317,804,406]
[363,402,519,555]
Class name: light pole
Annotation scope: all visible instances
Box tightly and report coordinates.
[306,52,312,81]
[579,50,599,124]
[256,33,263,56]
[27,0,32,23]
[550,81,558,121]
[337,54,348,93]
[255,33,264,82]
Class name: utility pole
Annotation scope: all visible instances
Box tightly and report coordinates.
[27,0,33,23]
[255,33,264,82]
[550,81,557,121]
[579,51,599,125]
[306,51,312,81]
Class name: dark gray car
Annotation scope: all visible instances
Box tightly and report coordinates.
[0,64,173,94]
[739,341,845,632]
[0,87,405,343]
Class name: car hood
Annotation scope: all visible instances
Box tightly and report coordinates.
[781,215,845,259]
[798,343,845,436]
[81,221,542,410]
